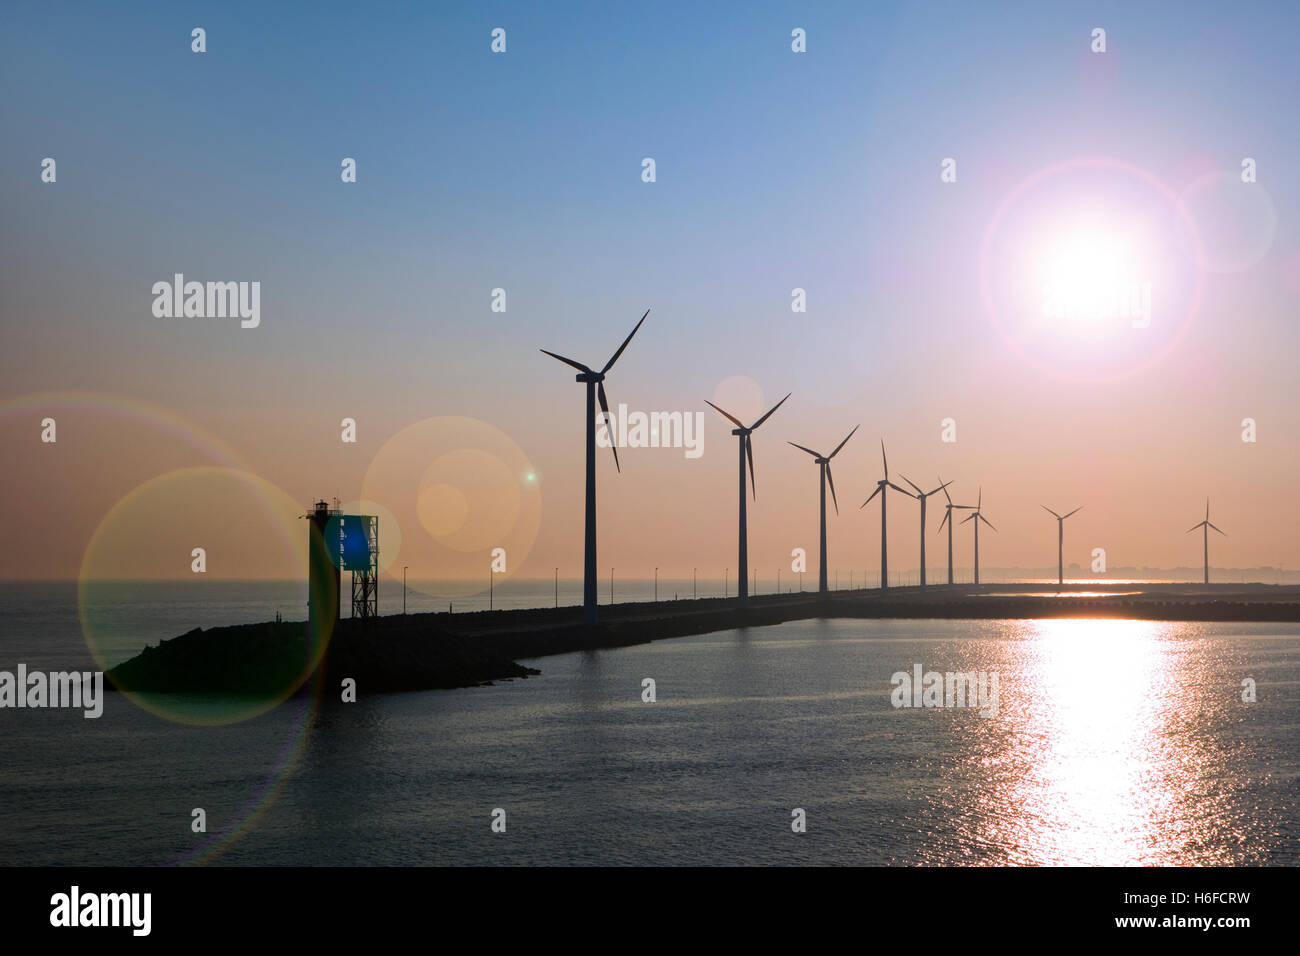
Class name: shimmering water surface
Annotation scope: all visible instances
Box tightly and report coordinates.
[0,583,1296,865]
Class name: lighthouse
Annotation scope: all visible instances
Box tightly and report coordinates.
[307,500,341,644]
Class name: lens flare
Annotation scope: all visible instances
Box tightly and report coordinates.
[980,156,1206,384]
[78,467,316,726]
[360,417,542,599]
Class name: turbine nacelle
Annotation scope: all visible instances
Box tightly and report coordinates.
[540,308,650,474]
[1186,498,1227,536]
[708,392,790,502]
[789,424,857,515]
[959,487,997,531]
[860,442,915,508]
[1042,505,1082,523]
[902,475,952,500]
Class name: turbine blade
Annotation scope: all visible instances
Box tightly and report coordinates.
[979,513,997,531]
[1205,498,1210,522]
[1063,507,1082,520]
[978,486,982,509]
[601,309,649,374]
[960,512,977,525]
[1208,522,1225,535]
[939,476,953,505]
[900,474,924,496]
[880,439,888,479]
[705,400,745,429]
[829,424,859,460]
[749,392,791,431]
[1185,522,1203,534]
[937,510,950,532]
[746,434,756,501]
[539,349,591,373]
[1042,505,1060,519]
[887,481,915,497]
[597,381,620,473]
[928,480,952,498]
[789,441,821,458]
[861,484,882,509]
[826,463,839,514]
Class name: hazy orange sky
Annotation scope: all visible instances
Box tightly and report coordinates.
[3,3,1297,586]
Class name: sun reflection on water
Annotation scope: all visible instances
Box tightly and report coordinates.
[988,618,1222,865]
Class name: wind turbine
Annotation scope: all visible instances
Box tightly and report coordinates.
[935,477,975,585]
[540,309,649,625]
[899,476,951,587]
[860,441,915,589]
[959,487,996,585]
[1041,505,1082,588]
[1186,499,1225,585]
[789,425,858,595]
[706,392,791,607]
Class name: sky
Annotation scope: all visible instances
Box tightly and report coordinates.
[2,0,1298,586]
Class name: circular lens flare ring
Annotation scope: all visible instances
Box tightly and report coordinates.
[979,156,1206,384]
[78,466,319,727]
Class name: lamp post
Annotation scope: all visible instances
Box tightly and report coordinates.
[403,566,408,615]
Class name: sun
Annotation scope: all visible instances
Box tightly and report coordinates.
[1035,223,1151,331]
[1041,230,1135,319]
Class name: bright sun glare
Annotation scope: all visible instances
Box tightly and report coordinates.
[1029,218,1154,336]
[1040,228,1148,325]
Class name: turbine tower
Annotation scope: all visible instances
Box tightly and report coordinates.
[789,426,858,595]
[959,487,996,585]
[1186,499,1226,585]
[861,441,915,589]
[935,477,975,585]
[900,476,951,587]
[1041,505,1082,588]
[540,309,649,625]
[705,392,791,607]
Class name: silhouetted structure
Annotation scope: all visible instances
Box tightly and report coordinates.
[862,441,915,589]
[1042,505,1082,587]
[706,392,790,607]
[936,478,975,585]
[901,476,951,587]
[306,500,379,631]
[307,500,341,642]
[1186,499,1226,584]
[960,487,997,585]
[540,310,649,625]
[790,425,858,595]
